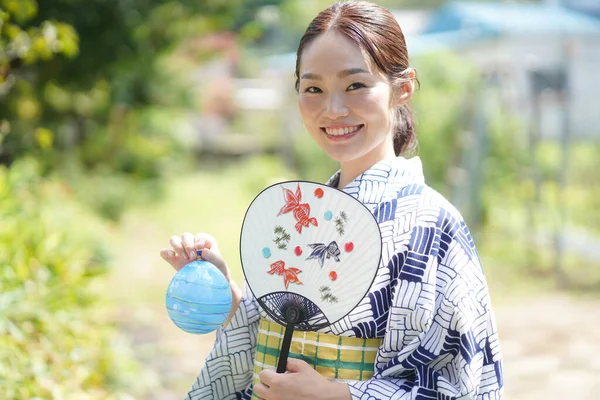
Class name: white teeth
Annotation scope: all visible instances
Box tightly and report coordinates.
[324,126,359,136]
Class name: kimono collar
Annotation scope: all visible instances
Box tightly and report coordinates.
[326,156,425,206]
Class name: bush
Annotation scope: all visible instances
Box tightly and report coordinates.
[291,133,339,183]
[0,158,139,399]
[64,167,165,222]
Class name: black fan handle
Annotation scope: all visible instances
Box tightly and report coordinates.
[276,323,294,373]
[276,304,304,373]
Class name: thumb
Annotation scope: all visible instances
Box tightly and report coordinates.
[285,357,310,373]
[199,248,229,279]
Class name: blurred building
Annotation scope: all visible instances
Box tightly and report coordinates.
[418,1,600,139]
[561,0,600,18]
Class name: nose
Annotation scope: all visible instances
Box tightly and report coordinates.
[323,92,348,119]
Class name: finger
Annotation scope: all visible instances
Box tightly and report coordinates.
[160,247,177,261]
[195,232,219,253]
[285,357,309,373]
[169,235,189,260]
[160,248,185,271]
[258,369,279,386]
[253,381,270,398]
[181,232,197,260]
[199,247,230,280]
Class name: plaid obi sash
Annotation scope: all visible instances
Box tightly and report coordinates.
[252,318,382,397]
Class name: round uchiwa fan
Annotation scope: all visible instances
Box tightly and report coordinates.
[240,181,382,372]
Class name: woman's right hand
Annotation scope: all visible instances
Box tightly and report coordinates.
[160,232,242,325]
[160,232,231,279]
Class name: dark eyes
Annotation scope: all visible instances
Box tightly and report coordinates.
[347,82,366,90]
[305,86,322,93]
[304,82,367,93]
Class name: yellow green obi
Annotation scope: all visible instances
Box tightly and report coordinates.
[252,318,382,397]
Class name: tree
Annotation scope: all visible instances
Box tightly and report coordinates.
[0,0,283,170]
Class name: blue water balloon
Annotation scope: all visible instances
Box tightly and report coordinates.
[165,260,232,334]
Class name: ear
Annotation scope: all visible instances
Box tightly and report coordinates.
[392,68,416,106]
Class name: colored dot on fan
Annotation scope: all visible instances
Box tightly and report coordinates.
[262,247,271,258]
[294,246,302,256]
[314,188,324,198]
[329,271,337,281]
[344,242,354,252]
[324,210,333,220]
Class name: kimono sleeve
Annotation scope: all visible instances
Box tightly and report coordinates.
[185,282,260,400]
[346,207,503,399]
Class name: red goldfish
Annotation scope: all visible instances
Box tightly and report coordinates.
[277,184,302,216]
[267,260,303,290]
[293,203,318,233]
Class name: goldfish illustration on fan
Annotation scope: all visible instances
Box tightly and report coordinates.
[277,183,318,233]
[240,180,381,373]
[267,260,303,289]
[306,241,341,268]
[165,251,232,335]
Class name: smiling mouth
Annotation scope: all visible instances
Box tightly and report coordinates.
[321,124,363,139]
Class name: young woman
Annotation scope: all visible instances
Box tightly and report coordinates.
[161,1,503,399]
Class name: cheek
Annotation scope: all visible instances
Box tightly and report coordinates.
[368,87,393,109]
[298,97,321,119]
[348,92,390,117]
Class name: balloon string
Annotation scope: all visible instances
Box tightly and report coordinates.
[277,324,294,373]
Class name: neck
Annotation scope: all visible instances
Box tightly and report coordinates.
[337,146,396,189]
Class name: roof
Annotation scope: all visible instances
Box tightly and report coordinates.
[424,2,600,36]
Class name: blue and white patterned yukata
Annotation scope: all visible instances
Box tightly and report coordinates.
[186,156,503,400]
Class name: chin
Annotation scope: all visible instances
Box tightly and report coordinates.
[323,149,360,164]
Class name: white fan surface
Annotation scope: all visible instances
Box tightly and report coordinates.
[240,181,381,325]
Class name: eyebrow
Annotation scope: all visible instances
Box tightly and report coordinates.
[301,68,370,80]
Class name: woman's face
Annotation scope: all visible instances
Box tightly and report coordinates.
[297,30,399,172]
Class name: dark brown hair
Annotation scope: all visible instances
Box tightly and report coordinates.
[295,0,418,155]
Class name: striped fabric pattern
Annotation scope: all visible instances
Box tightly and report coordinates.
[252,318,382,398]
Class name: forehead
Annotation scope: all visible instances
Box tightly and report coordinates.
[299,30,374,75]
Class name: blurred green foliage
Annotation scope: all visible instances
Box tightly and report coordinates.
[0,158,139,399]
[292,133,338,182]
[0,0,298,396]
[0,0,290,220]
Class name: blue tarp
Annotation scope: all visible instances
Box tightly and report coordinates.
[424,2,600,36]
